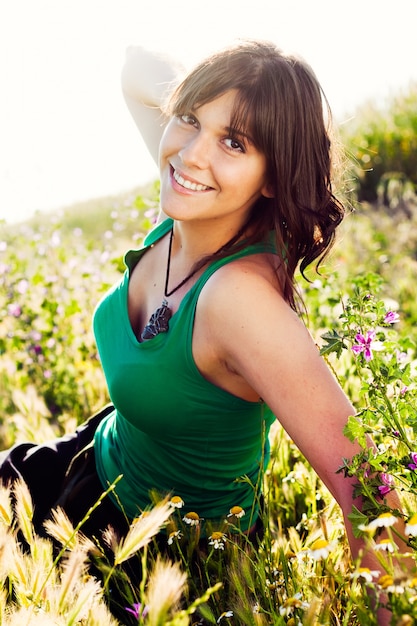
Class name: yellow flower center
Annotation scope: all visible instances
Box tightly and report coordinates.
[310,538,329,550]
[170,496,184,506]
[210,531,224,541]
[379,574,394,588]
[185,511,200,521]
[229,506,243,516]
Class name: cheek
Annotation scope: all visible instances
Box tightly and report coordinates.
[158,123,177,165]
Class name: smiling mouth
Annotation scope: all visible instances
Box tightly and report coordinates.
[172,168,211,192]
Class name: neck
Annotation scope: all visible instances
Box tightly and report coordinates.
[169,217,248,263]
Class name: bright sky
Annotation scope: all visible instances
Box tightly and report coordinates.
[1,0,416,223]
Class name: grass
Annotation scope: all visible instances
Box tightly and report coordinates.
[1,184,417,624]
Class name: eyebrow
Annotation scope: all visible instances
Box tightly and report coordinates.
[225,126,254,145]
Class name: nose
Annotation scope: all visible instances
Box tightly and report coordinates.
[178,131,210,169]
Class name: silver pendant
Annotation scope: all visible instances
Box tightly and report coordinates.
[141,299,172,341]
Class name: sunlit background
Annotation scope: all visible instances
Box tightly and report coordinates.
[1,0,416,223]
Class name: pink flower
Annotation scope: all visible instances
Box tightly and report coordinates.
[378,473,394,495]
[384,311,400,324]
[125,603,149,619]
[352,330,376,361]
[408,452,417,471]
[7,302,22,317]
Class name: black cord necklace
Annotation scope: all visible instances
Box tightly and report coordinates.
[140,226,245,341]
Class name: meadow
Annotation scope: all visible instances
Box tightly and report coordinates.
[1,88,417,623]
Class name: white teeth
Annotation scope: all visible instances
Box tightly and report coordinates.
[173,169,209,191]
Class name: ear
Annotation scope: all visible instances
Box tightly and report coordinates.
[261,182,275,198]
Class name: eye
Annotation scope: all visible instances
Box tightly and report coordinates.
[224,136,245,153]
[178,113,198,127]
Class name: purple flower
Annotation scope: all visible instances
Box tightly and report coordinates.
[7,303,22,317]
[378,473,394,495]
[125,603,149,619]
[408,452,417,471]
[396,350,407,363]
[352,330,376,362]
[384,311,400,324]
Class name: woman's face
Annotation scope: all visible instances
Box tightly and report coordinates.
[159,90,271,230]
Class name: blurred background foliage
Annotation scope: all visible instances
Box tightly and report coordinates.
[340,80,417,210]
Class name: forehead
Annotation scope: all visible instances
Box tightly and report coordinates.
[192,89,254,136]
[192,89,238,115]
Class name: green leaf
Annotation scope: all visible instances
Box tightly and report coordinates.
[320,330,346,358]
[343,415,367,448]
[347,505,369,538]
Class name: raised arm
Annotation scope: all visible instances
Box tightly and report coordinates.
[121,46,185,164]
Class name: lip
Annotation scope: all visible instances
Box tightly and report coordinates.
[170,165,212,193]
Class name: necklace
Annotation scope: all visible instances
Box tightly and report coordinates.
[140,226,244,341]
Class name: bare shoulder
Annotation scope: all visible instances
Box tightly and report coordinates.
[196,252,359,508]
[197,252,301,343]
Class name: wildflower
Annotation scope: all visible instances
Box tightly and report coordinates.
[167,530,183,545]
[217,611,233,623]
[208,531,227,550]
[183,511,202,526]
[384,311,400,324]
[227,505,245,519]
[367,512,397,530]
[375,539,398,553]
[352,330,376,361]
[377,575,404,594]
[405,513,417,536]
[378,473,394,496]
[7,302,22,317]
[16,279,29,294]
[279,593,310,616]
[350,567,380,583]
[307,538,334,559]
[378,574,394,589]
[170,495,184,508]
[408,452,417,470]
[396,350,408,363]
[125,602,149,619]
[400,386,408,396]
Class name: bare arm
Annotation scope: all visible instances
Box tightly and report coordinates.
[121,46,185,164]
[199,265,412,624]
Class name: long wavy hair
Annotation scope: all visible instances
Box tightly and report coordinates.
[165,39,345,311]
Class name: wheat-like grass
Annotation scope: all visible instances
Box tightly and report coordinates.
[112,499,173,565]
[0,483,13,526]
[12,479,34,545]
[145,557,187,626]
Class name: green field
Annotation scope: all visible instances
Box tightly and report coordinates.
[0,87,417,624]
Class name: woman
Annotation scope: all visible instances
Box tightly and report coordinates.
[1,39,408,623]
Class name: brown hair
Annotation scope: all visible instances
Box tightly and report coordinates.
[166,39,345,311]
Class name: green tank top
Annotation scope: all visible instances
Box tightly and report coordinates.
[93,218,276,532]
